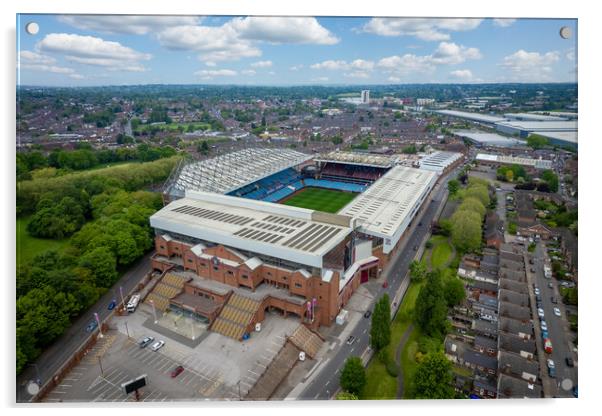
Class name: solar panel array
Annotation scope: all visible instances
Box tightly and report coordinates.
[172,148,311,195]
[171,205,254,226]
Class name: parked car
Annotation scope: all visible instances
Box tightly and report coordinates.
[138,336,154,348]
[537,308,545,319]
[544,338,553,354]
[566,357,574,367]
[548,282,553,289]
[346,336,356,345]
[108,299,117,310]
[536,301,543,309]
[363,310,372,319]
[540,321,548,331]
[530,268,536,273]
[536,294,542,302]
[547,359,556,378]
[541,330,549,340]
[529,258,534,265]
[551,297,558,304]
[413,245,418,251]
[85,319,98,333]
[553,307,561,317]
[171,365,184,378]
[534,287,541,296]
[150,340,165,352]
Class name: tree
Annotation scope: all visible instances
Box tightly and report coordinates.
[457,197,486,219]
[339,356,366,396]
[78,247,117,288]
[415,270,448,338]
[370,294,391,351]
[447,179,460,196]
[444,277,466,307]
[527,134,549,149]
[410,260,428,282]
[336,391,359,400]
[505,169,514,182]
[450,210,482,253]
[413,352,455,399]
[540,169,559,192]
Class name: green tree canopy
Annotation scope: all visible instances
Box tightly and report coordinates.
[340,356,366,396]
[413,352,455,399]
[414,270,449,338]
[444,277,466,308]
[370,293,391,351]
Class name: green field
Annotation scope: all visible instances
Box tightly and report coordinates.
[281,187,357,213]
[17,217,70,266]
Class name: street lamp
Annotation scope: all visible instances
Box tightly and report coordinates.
[149,299,158,324]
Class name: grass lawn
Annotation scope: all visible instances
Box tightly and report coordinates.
[361,280,424,399]
[430,239,453,269]
[281,187,357,213]
[16,217,70,266]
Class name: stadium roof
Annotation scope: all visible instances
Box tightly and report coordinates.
[454,130,525,147]
[418,151,463,172]
[435,109,506,124]
[315,151,396,168]
[170,148,312,197]
[150,191,353,269]
[340,166,437,253]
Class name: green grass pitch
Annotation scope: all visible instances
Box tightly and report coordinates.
[281,187,358,213]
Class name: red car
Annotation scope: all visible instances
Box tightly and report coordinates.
[544,338,553,354]
[171,365,184,378]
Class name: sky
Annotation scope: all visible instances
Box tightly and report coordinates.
[16,15,578,86]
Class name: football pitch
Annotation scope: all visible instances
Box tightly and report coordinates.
[280,187,358,213]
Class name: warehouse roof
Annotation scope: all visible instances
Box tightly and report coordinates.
[435,109,506,124]
[171,148,312,196]
[454,130,525,147]
[150,191,353,269]
[340,166,437,241]
[418,151,463,172]
[495,120,577,132]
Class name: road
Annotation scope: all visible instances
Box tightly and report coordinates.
[16,251,154,403]
[530,243,578,397]
[298,167,459,400]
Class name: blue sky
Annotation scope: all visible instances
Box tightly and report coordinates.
[16,15,577,86]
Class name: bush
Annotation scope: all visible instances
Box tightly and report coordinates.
[425,240,434,249]
[385,360,399,377]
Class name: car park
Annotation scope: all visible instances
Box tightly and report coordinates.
[171,365,185,378]
[138,336,154,348]
[553,307,561,317]
[150,340,165,351]
[566,357,574,367]
[363,310,372,319]
[85,320,98,333]
[540,321,548,331]
[346,336,356,345]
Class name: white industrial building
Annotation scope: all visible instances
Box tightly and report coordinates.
[454,130,525,148]
[476,153,553,169]
[435,109,506,125]
[495,120,578,138]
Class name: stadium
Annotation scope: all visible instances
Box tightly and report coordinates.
[147,147,463,340]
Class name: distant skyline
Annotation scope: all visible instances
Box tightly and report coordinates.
[17,15,577,87]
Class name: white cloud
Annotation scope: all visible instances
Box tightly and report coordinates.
[566,48,575,61]
[500,49,560,81]
[268,71,276,75]
[19,50,56,65]
[450,69,474,80]
[310,59,374,71]
[344,71,370,79]
[430,42,482,65]
[377,42,481,78]
[156,24,261,62]
[360,18,483,41]
[250,60,272,68]
[388,76,401,82]
[289,64,303,71]
[492,18,517,28]
[229,17,338,45]
[205,61,217,67]
[57,15,201,35]
[311,76,329,82]
[194,68,238,79]
[241,69,256,76]
[36,33,151,72]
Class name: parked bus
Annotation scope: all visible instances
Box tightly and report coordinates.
[126,294,140,313]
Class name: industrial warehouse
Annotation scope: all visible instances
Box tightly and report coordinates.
[144,148,462,340]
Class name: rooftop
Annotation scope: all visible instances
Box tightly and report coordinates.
[315,151,397,168]
[454,130,525,147]
[170,148,312,196]
[435,109,506,124]
[418,151,463,172]
[495,120,577,132]
[150,191,353,269]
[339,166,437,239]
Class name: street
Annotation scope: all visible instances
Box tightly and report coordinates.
[16,251,155,402]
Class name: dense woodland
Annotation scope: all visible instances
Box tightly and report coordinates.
[16,155,180,374]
